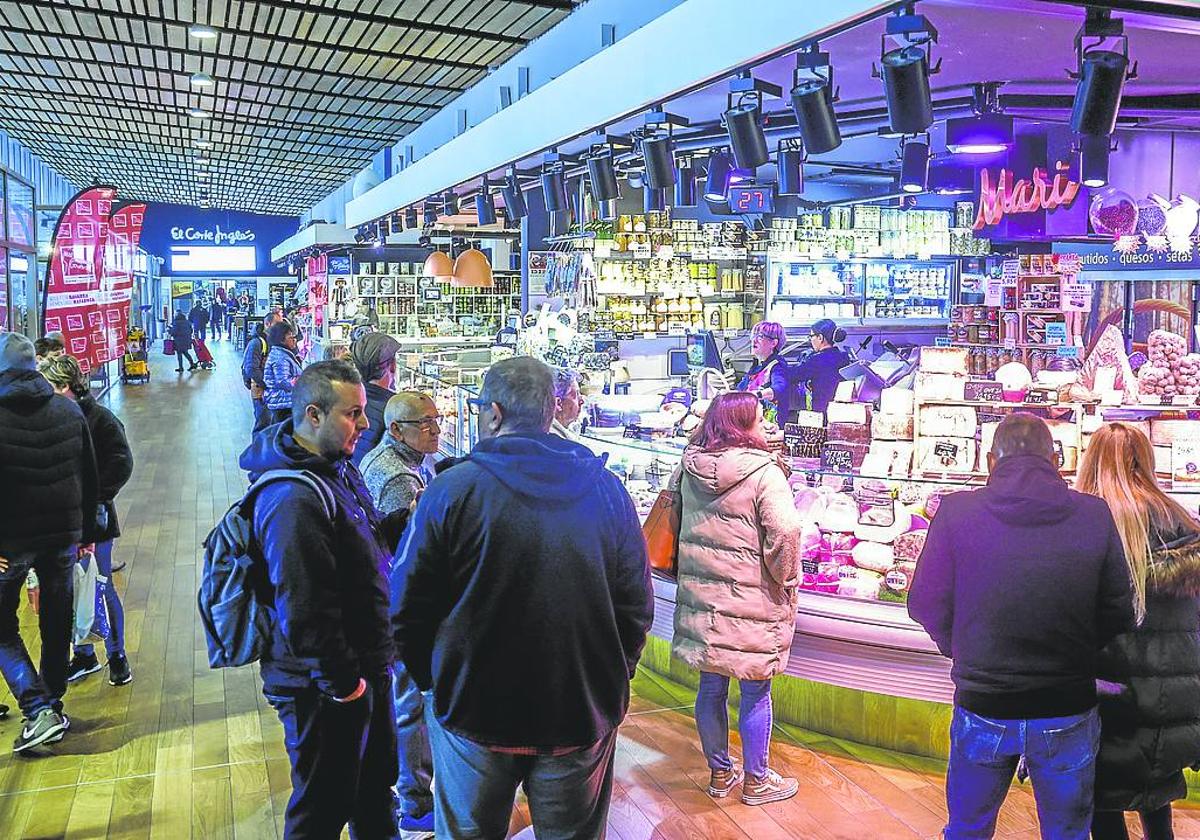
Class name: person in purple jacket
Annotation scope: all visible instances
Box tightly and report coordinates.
[908,413,1136,840]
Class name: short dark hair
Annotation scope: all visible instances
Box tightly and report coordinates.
[267,319,295,347]
[35,335,65,357]
[291,360,362,426]
[991,413,1055,462]
[480,357,555,433]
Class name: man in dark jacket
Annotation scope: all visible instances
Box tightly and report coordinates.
[241,309,282,434]
[909,413,1135,840]
[0,333,98,753]
[392,356,654,839]
[188,300,210,341]
[239,359,397,839]
[348,331,402,467]
[209,298,226,340]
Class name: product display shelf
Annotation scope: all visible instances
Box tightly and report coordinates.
[354,268,522,341]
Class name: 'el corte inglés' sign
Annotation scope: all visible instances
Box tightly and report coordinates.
[170,225,256,245]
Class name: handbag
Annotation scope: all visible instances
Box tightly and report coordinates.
[642,466,683,575]
[163,337,175,355]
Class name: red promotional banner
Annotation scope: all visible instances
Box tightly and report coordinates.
[95,202,147,365]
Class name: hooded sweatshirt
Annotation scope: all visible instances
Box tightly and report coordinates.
[673,446,802,681]
[239,422,394,697]
[391,432,653,749]
[0,368,98,554]
[908,454,1135,718]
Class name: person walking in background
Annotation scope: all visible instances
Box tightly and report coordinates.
[908,414,1136,840]
[549,367,583,440]
[0,334,97,753]
[171,310,197,372]
[263,320,303,425]
[210,297,226,341]
[239,360,397,839]
[672,390,802,805]
[737,321,792,425]
[188,299,210,342]
[225,294,239,338]
[1076,423,1200,840]
[242,310,282,434]
[38,355,135,688]
[392,357,653,839]
[349,332,403,466]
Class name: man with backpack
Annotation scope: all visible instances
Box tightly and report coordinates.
[236,359,398,839]
[242,309,282,434]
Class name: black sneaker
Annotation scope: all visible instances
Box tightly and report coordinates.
[13,708,68,754]
[66,652,102,683]
[0,703,8,720]
[108,653,133,686]
[111,560,127,573]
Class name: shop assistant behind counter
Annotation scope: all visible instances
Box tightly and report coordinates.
[792,318,850,416]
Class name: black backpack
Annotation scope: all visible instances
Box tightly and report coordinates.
[197,470,336,668]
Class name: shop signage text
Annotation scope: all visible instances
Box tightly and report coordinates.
[170,225,256,245]
[973,161,1080,231]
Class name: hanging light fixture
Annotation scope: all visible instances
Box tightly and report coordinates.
[704,151,733,202]
[946,113,1013,155]
[586,149,621,202]
[790,46,841,155]
[423,250,454,280]
[1079,134,1110,188]
[900,140,930,193]
[644,187,666,213]
[928,159,974,194]
[675,159,697,207]
[442,190,460,215]
[641,135,675,190]
[501,170,527,220]
[777,140,805,195]
[881,46,933,134]
[452,247,494,288]
[541,163,567,213]
[475,176,498,226]
[1071,51,1128,136]
[724,103,769,170]
[423,202,438,226]
[404,207,419,229]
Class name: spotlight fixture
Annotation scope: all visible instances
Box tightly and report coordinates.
[188,24,218,39]
[675,159,697,207]
[900,140,930,193]
[190,72,215,87]
[501,169,527,220]
[928,159,974,195]
[1069,10,1135,136]
[404,207,419,229]
[423,202,438,226]
[443,190,460,215]
[187,107,210,119]
[475,176,498,226]
[1079,133,1111,188]
[704,151,734,202]
[723,103,768,171]
[777,139,805,195]
[586,149,621,202]
[541,158,567,213]
[790,45,842,155]
[946,113,1013,155]
[354,226,367,245]
[877,10,939,134]
[644,187,666,213]
[641,135,675,191]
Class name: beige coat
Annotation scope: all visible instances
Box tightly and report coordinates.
[672,446,802,680]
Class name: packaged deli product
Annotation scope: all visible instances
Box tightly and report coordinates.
[852,541,895,574]
[872,413,915,441]
[893,530,927,562]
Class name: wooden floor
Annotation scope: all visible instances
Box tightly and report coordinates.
[2,337,1200,839]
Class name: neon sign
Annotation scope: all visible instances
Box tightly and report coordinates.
[973,161,1080,230]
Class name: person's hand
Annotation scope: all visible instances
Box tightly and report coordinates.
[330,678,367,703]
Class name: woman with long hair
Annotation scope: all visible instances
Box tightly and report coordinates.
[1077,422,1200,840]
[672,391,802,806]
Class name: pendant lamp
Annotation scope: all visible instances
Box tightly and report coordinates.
[423,251,454,280]
[452,248,494,289]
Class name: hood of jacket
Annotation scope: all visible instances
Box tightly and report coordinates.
[1148,531,1200,598]
[683,445,777,495]
[239,420,339,482]
[981,454,1075,527]
[0,368,54,412]
[468,432,607,501]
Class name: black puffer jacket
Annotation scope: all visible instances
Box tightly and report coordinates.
[79,392,134,543]
[1095,528,1200,812]
[0,368,98,554]
[350,381,394,467]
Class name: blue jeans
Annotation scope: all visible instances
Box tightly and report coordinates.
[75,540,125,658]
[425,696,617,840]
[394,664,432,820]
[0,546,75,717]
[695,671,773,778]
[945,705,1101,840]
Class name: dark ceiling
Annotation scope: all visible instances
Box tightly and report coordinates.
[0,0,577,215]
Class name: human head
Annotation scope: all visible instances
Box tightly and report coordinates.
[750,321,786,362]
[268,319,297,351]
[291,360,367,460]
[385,391,441,455]
[689,391,767,452]
[38,354,89,399]
[350,332,402,388]
[35,334,66,360]
[1077,422,1200,621]
[810,318,845,351]
[986,413,1055,472]
[475,357,555,440]
[0,332,37,373]
[552,367,582,427]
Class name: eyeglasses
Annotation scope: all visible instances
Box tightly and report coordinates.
[466,397,488,417]
[396,414,442,430]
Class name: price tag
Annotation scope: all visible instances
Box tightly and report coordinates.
[965,380,1003,402]
[934,336,952,347]
[1025,389,1051,405]
[690,247,709,260]
[1001,259,1020,282]
[1172,395,1197,406]
[422,288,441,301]
[632,243,652,260]
[722,329,740,338]
[1045,322,1068,346]
[1003,337,1017,350]
[593,240,613,259]
[642,331,658,340]
[984,279,1005,307]
[1056,345,1080,359]
[667,327,686,337]
[820,444,855,473]
[1060,280,1092,312]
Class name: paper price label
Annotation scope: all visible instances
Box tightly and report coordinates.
[1056,345,1080,359]
[667,327,686,337]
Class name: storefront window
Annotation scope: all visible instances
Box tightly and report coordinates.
[8,251,31,335]
[5,177,33,249]
[0,246,9,332]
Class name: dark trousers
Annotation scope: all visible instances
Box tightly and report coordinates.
[194,322,207,340]
[252,397,271,434]
[1092,805,1175,840]
[265,674,399,840]
[176,350,196,369]
[212,318,222,338]
[0,547,75,718]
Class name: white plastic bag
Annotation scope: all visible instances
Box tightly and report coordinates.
[73,550,98,645]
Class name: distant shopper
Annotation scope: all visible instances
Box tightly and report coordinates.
[238,360,396,839]
[738,321,792,424]
[242,310,283,434]
[791,318,849,416]
[39,355,134,688]
[1076,423,1200,840]
[909,413,1136,840]
[263,320,303,425]
[188,300,210,341]
[549,367,583,440]
[673,390,803,805]
[171,311,197,372]
[0,333,98,753]
[210,298,226,340]
[392,356,653,839]
[225,295,239,337]
[35,333,65,361]
[349,332,402,466]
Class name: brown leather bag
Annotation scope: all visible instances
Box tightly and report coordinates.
[642,466,683,575]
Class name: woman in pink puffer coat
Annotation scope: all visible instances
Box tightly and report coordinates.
[672,391,802,807]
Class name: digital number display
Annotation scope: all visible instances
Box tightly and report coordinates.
[727,185,775,214]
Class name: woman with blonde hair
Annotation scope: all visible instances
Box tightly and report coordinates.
[1077,422,1200,840]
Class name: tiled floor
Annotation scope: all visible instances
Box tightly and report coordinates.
[0,336,1198,838]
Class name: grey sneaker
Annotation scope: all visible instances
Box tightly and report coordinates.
[741,768,799,806]
[708,764,744,798]
[13,708,68,754]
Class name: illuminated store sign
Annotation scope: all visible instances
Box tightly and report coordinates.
[973,161,1081,230]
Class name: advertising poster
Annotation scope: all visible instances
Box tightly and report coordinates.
[93,203,147,365]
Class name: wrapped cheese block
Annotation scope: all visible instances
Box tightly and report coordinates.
[852,541,895,574]
[919,346,969,375]
[916,436,978,473]
[834,380,858,403]
[826,401,870,425]
[872,412,914,441]
[880,387,915,415]
[1080,325,1138,404]
[1150,419,1200,446]
[919,405,978,438]
[795,410,825,428]
[818,495,859,534]
[1154,444,1173,476]
[827,422,872,444]
[893,530,927,562]
[915,372,967,401]
[865,441,914,476]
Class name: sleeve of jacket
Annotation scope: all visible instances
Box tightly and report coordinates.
[755,464,803,588]
[240,341,256,386]
[390,485,454,691]
[769,358,791,399]
[77,412,99,545]
[908,500,957,657]
[1096,506,1136,647]
[263,352,287,398]
[254,482,360,697]
[94,410,134,502]
[605,476,654,679]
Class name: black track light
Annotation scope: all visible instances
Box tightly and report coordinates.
[704,152,733,202]
[476,176,498,225]
[1079,134,1110,188]
[644,186,666,213]
[777,142,804,195]
[404,207,418,230]
[642,135,676,191]
[900,140,930,193]
[541,166,567,213]
[423,202,438,226]
[724,103,769,170]
[586,150,621,202]
[790,48,842,155]
[881,46,933,134]
[443,190,460,215]
[675,160,697,207]
[501,171,527,221]
[1071,51,1129,136]
[353,227,367,244]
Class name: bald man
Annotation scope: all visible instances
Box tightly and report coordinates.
[909,413,1134,840]
[360,391,440,519]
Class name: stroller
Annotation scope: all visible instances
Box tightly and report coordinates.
[192,338,215,370]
